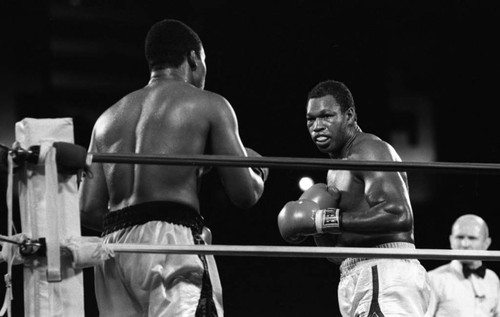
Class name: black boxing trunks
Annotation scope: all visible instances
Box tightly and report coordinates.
[102,201,204,236]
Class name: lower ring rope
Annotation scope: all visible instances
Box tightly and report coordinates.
[105,244,500,261]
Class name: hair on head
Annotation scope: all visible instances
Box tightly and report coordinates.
[307,80,355,112]
[145,19,202,71]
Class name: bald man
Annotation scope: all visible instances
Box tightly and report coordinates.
[426,214,500,317]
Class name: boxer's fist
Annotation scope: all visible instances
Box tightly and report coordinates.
[299,183,340,209]
[277,199,320,244]
[300,183,343,263]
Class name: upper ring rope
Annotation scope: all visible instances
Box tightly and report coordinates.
[89,153,500,174]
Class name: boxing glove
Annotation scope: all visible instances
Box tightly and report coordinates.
[301,183,340,238]
[278,199,342,243]
[302,183,342,238]
[299,183,340,209]
[302,183,343,263]
[278,184,342,244]
[245,147,269,182]
[278,199,319,244]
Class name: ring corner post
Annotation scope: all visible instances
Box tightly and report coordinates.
[15,117,85,317]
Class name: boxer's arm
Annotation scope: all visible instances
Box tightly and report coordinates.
[207,95,265,209]
[79,128,108,233]
[340,139,413,234]
[245,147,269,182]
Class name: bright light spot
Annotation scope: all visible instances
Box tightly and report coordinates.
[299,177,314,192]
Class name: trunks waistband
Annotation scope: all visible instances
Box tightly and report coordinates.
[102,201,204,236]
[339,242,416,280]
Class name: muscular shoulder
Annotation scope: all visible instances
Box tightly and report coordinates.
[93,95,132,138]
[194,89,235,118]
[349,132,402,162]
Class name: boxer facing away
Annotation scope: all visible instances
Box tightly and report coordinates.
[277,80,430,316]
[79,19,268,317]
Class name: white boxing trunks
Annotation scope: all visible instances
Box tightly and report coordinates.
[337,242,431,317]
[95,202,223,317]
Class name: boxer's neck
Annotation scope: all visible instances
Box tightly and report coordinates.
[331,124,361,159]
[149,68,188,84]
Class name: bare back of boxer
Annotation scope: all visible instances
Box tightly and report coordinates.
[79,22,264,232]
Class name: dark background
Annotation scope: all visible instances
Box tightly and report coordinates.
[1,0,500,316]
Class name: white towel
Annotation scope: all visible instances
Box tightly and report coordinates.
[63,236,114,269]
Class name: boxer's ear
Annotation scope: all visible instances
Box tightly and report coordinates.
[187,51,197,71]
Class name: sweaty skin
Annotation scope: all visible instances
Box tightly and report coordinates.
[80,51,264,232]
[307,95,414,248]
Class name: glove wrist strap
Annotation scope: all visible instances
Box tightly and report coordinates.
[315,208,341,234]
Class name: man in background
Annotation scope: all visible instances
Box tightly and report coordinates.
[427,214,500,316]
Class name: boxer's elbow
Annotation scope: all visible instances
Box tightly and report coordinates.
[231,192,260,209]
[224,173,265,209]
[230,185,264,209]
[386,203,413,232]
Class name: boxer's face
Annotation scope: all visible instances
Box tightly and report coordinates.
[306,95,351,156]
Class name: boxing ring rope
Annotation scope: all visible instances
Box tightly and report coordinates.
[84,152,500,261]
[89,152,500,174]
[18,120,500,317]
[4,137,500,317]
[107,244,500,261]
